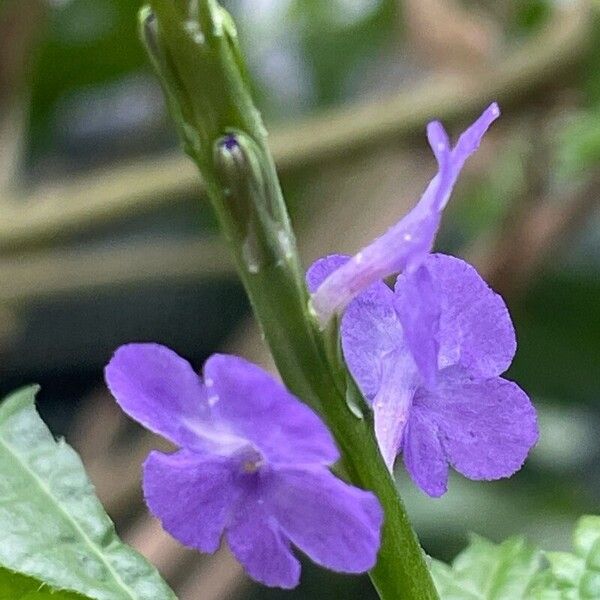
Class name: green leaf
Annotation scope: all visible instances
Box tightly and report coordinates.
[530,516,600,598]
[431,535,542,599]
[0,386,177,600]
[434,518,600,599]
[557,110,600,178]
[0,566,86,599]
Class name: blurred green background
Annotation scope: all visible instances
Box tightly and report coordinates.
[0,0,599,598]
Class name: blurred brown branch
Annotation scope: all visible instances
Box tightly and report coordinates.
[0,0,47,191]
[0,238,233,304]
[402,0,501,71]
[0,1,590,253]
[0,0,47,108]
[474,173,600,299]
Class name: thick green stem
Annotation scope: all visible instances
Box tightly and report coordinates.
[142,2,439,598]
[209,146,438,599]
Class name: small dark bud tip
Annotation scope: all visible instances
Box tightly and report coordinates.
[220,134,240,152]
[214,132,248,186]
[140,8,161,59]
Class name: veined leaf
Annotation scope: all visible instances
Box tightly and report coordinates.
[0,386,176,600]
[0,565,87,599]
[431,535,542,599]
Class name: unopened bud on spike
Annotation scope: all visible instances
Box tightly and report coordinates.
[140,7,162,62]
[213,131,291,275]
[214,133,245,177]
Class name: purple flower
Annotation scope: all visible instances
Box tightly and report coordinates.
[105,344,383,588]
[310,103,500,326]
[307,253,538,497]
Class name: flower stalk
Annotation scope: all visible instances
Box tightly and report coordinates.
[141,1,439,597]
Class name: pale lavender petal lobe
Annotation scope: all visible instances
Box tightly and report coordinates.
[143,449,239,553]
[204,354,339,465]
[306,254,349,293]
[449,103,500,189]
[427,121,451,163]
[424,121,453,214]
[402,407,449,497]
[417,371,538,480]
[105,343,207,448]
[426,254,516,376]
[372,353,420,469]
[307,254,403,403]
[311,104,499,325]
[341,279,403,401]
[393,264,440,387]
[227,495,301,589]
[268,466,383,574]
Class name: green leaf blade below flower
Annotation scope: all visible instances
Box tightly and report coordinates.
[0,566,87,599]
[0,386,176,600]
[431,535,542,599]
[530,515,600,599]
[432,517,600,599]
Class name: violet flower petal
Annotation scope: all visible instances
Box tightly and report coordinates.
[417,370,539,481]
[107,344,384,588]
[402,406,449,497]
[105,343,208,448]
[334,248,535,495]
[204,354,339,465]
[393,253,515,384]
[307,254,407,404]
[310,104,500,326]
[268,466,383,574]
[424,253,516,377]
[305,254,350,293]
[393,264,441,388]
[342,280,405,402]
[451,103,502,182]
[143,449,239,553]
[227,494,301,589]
[371,352,420,469]
[310,124,450,326]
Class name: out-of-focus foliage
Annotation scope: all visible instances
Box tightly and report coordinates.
[558,110,600,178]
[529,516,600,597]
[0,567,86,600]
[0,386,176,600]
[286,0,399,106]
[225,0,399,119]
[557,10,600,179]
[432,516,600,599]
[514,275,600,407]
[431,536,541,599]
[511,0,552,35]
[27,0,159,170]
